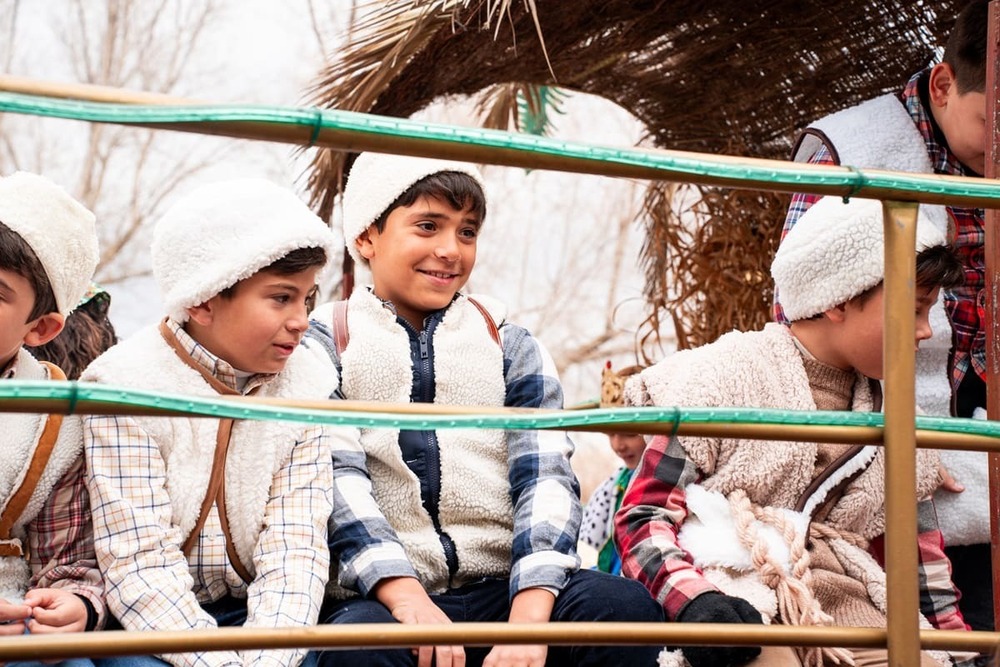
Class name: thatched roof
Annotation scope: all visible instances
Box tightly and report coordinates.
[308,0,965,351]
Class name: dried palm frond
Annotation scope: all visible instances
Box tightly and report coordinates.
[307,0,967,348]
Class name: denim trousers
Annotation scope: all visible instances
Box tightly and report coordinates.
[318,568,664,667]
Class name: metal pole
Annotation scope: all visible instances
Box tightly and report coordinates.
[984,0,1000,631]
[881,200,920,667]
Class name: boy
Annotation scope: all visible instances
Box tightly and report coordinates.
[82,179,341,667]
[578,362,647,575]
[617,197,969,667]
[311,152,663,667]
[774,0,990,629]
[0,172,104,650]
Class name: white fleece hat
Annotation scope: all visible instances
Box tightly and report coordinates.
[0,172,99,317]
[341,152,487,265]
[772,196,948,321]
[153,178,336,322]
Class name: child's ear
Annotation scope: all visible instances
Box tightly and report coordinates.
[928,63,956,108]
[22,313,65,347]
[185,300,215,327]
[822,303,849,324]
[356,228,377,261]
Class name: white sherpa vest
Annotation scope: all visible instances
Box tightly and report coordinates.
[0,349,84,601]
[81,324,337,574]
[326,289,512,593]
[627,324,940,540]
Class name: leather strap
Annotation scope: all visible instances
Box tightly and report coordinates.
[160,320,253,582]
[331,297,502,355]
[0,362,67,558]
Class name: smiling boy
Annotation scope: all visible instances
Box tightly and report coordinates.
[82,179,341,667]
[310,153,663,667]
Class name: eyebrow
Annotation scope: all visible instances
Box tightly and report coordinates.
[408,210,483,227]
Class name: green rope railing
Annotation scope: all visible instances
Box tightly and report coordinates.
[0,92,997,206]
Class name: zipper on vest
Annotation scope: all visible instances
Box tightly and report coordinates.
[418,329,430,361]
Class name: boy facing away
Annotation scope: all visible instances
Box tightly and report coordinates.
[617,197,970,667]
[310,152,663,667]
[82,180,342,667]
[774,0,991,630]
[0,172,105,652]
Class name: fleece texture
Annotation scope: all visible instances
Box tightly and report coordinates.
[322,288,512,594]
[0,348,85,601]
[771,196,947,322]
[81,324,338,570]
[625,324,940,538]
[151,179,336,323]
[341,152,486,266]
[0,172,99,316]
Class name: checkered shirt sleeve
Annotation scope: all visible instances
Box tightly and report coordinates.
[614,434,718,619]
[328,428,418,596]
[502,325,582,599]
[27,454,106,628]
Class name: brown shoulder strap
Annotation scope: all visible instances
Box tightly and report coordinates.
[180,417,233,558]
[160,320,252,581]
[0,362,67,556]
[332,299,350,357]
[467,297,501,348]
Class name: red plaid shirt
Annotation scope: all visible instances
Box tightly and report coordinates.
[776,70,985,391]
[615,433,967,630]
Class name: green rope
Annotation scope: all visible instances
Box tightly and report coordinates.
[1,380,999,439]
[0,93,997,205]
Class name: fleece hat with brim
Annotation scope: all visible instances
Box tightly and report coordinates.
[0,172,99,317]
[341,152,487,266]
[153,178,336,323]
[771,196,948,322]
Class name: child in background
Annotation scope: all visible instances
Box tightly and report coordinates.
[578,362,646,575]
[0,172,105,658]
[27,283,116,379]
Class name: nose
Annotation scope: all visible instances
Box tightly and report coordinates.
[915,314,933,343]
[434,235,460,262]
[287,306,309,334]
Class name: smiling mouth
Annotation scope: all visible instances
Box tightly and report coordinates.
[419,269,459,280]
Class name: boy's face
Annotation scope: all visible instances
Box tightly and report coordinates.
[0,267,63,369]
[185,267,319,375]
[358,194,480,330]
[608,432,646,470]
[833,284,937,380]
[929,64,987,175]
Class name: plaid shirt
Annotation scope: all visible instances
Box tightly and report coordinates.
[85,322,332,667]
[318,309,581,601]
[776,70,985,391]
[1,353,105,628]
[616,434,966,630]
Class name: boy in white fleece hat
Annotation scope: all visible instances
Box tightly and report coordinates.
[82,179,343,667]
[308,152,663,667]
[0,172,104,653]
[617,196,972,667]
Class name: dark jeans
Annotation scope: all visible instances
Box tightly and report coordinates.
[95,597,320,667]
[951,371,995,631]
[318,569,664,667]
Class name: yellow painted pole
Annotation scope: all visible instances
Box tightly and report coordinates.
[881,201,920,666]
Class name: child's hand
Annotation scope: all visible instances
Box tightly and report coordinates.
[938,464,965,493]
[0,598,31,635]
[482,644,547,667]
[482,588,554,667]
[23,588,88,634]
[374,577,465,667]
